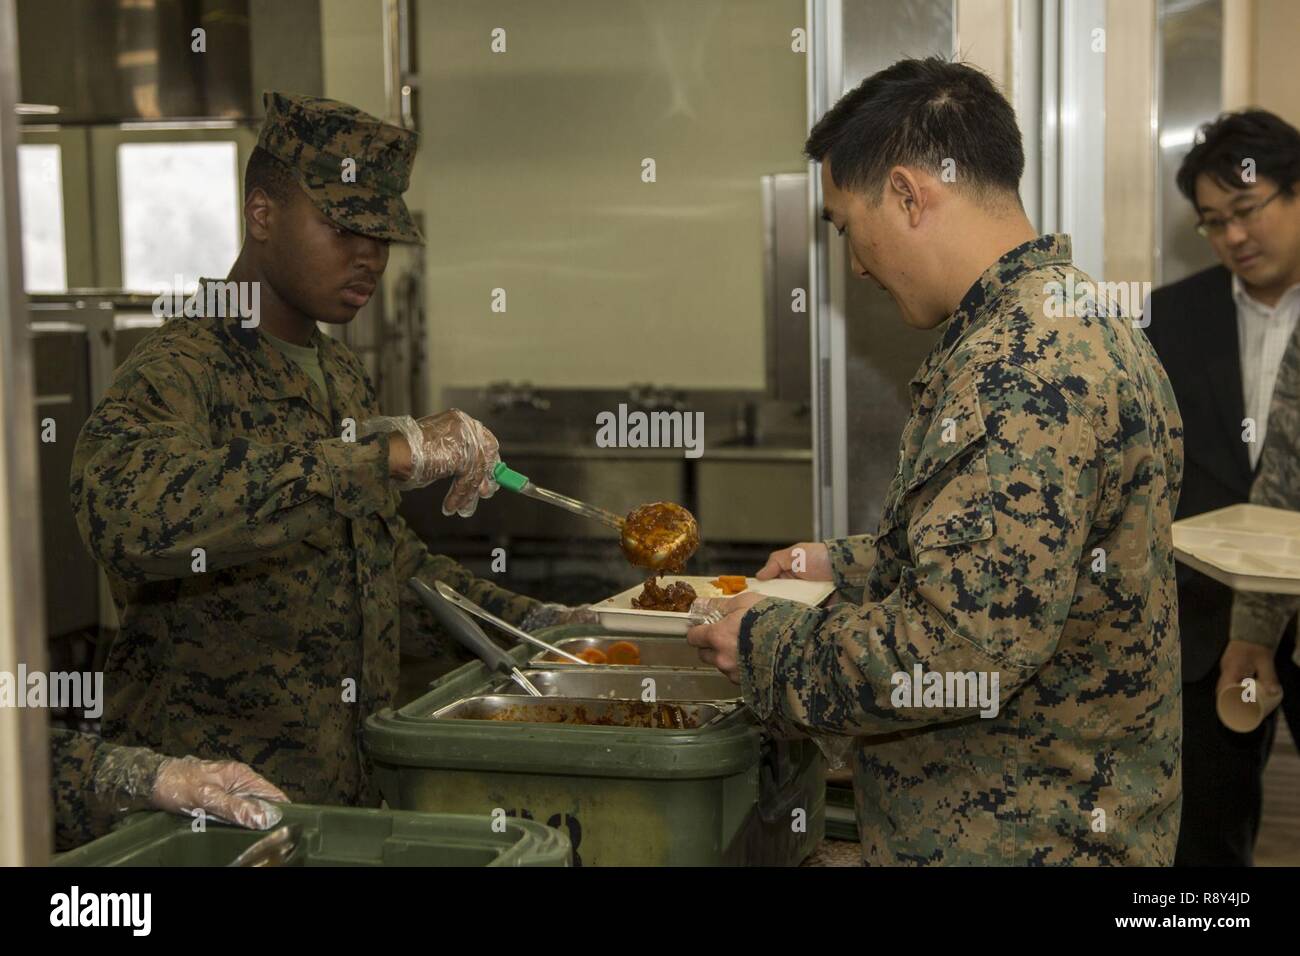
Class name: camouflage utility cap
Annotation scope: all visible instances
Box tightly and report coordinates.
[258,90,423,244]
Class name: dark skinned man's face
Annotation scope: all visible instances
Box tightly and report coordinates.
[249,184,389,325]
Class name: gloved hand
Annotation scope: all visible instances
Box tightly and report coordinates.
[150,756,289,830]
[520,603,599,633]
[362,410,501,516]
[90,744,289,830]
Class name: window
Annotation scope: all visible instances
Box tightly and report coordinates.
[117,141,240,293]
[17,144,67,292]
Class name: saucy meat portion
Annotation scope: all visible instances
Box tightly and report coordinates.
[620,502,700,572]
[632,576,698,612]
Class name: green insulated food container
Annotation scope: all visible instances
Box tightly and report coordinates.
[54,803,572,867]
[363,625,825,866]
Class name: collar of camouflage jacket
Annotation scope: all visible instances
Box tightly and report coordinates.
[196,277,368,429]
[909,233,1073,394]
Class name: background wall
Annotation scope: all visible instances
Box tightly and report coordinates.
[1105,0,1157,288]
[1252,0,1300,126]
[412,0,806,399]
[320,0,387,119]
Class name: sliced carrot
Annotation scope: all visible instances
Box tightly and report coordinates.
[605,641,641,665]
[577,648,608,664]
[712,575,748,595]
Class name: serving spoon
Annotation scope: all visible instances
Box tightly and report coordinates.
[491,462,699,571]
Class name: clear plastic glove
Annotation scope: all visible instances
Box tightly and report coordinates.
[687,597,726,625]
[520,603,599,633]
[361,409,501,516]
[90,745,289,831]
[150,756,289,830]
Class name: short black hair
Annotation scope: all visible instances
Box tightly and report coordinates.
[804,56,1024,205]
[244,145,297,203]
[1175,109,1300,208]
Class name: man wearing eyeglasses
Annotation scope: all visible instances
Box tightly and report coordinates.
[1144,109,1300,866]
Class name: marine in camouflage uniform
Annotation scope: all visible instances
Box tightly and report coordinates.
[50,728,286,851]
[737,236,1185,865]
[1231,318,1300,653]
[70,92,542,806]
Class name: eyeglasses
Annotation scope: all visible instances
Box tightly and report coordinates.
[1196,189,1284,237]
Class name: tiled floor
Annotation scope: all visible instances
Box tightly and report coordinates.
[802,837,861,866]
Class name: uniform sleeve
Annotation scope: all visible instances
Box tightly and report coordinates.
[1230,344,1300,649]
[388,510,544,659]
[71,348,393,582]
[825,534,877,603]
[50,730,166,852]
[1231,592,1297,650]
[738,364,1099,736]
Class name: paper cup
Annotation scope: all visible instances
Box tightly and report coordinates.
[1216,680,1284,733]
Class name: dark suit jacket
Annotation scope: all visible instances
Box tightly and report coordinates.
[1144,265,1256,682]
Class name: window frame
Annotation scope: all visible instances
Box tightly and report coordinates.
[18,127,90,289]
[87,124,257,291]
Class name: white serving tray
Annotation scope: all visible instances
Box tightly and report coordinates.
[591,575,836,635]
[1172,504,1300,595]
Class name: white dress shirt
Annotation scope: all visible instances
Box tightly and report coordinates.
[1233,274,1300,469]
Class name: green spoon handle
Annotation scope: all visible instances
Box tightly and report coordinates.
[492,461,530,493]
[492,461,624,530]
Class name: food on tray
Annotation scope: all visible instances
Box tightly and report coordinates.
[631,576,698,612]
[620,502,700,572]
[711,575,748,595]
[479,701,697,729]
[577,648,609,664]
[605,640,641,665]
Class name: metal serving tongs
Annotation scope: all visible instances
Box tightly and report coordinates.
[409,578,546,692]
[423,580,591,664]
[491,462,700,572]
[409,580,576,695]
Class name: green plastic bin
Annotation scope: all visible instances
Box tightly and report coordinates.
[364,625,825,866]
[54,803,572,867]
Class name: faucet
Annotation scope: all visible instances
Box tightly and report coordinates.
[485,381,552,414]
[628,383,687,413]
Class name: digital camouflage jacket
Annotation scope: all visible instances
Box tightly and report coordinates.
[738,236,1185,865]
[71,306,539,805]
